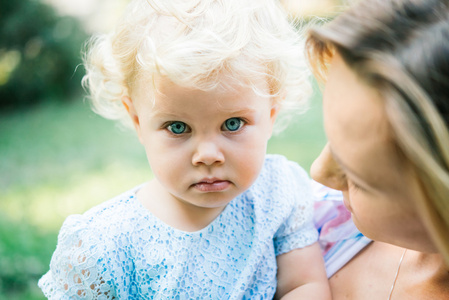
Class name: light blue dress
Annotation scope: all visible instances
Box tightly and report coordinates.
[38,154,318,299]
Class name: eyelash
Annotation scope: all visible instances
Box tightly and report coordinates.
[348,180,362,192]
[222,118,245,132]
[166,121,191,135]
[164,117,246,135]
[341,172,363,192]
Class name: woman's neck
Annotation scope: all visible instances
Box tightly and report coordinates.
[396,249,449,298]
[328,241,449,300]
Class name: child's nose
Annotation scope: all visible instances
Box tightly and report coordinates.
[192,140,225,166]
[310,143,348,191]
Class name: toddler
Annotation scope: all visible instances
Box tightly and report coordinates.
[39,0,330,299]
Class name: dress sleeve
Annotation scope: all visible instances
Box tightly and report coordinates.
[273,159,318,256]
[38,214,116,299]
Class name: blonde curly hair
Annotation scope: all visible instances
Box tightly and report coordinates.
[82,0,311,131]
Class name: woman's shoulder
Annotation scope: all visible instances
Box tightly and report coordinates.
[329,242,409,300]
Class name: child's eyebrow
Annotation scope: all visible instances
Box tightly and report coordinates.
[149,110,182,118]
[220,107,257,115]
[150,107,258,118]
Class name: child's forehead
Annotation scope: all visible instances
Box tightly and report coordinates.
[133,72,269,96]
[131,72,272,113]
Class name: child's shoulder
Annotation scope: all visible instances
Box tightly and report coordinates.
[40,185,149,297]
[57,184,146,243]
[241,155,316,246]
[261,154,310,185]
[85,184,143,216]
[80,184,143,221]
[247,154,312,206]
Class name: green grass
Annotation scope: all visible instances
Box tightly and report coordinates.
[0,87,325,299]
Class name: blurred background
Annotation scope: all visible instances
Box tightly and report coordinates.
[0,0,346,298]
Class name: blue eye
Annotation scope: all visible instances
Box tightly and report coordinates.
[167,121,187,134]
[223,118,243,131]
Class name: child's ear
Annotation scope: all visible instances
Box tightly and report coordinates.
[268,102,280,137]
[270,102,280,125]
[122,96,144,143]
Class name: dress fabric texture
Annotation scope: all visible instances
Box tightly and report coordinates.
[312,181,371,278]
[38,154,318,299]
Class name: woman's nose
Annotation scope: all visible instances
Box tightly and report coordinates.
[192,140,225,166]
[310,143,348,191]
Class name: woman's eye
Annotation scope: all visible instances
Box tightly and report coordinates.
[223,118,243,132]
[167,121,187,134]
[348,180,361,192]
[347,177,367,193]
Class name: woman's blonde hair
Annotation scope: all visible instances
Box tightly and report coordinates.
[306,0,449,265]
[82,0,312,131]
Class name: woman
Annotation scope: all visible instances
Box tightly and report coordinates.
[306,0,449,298]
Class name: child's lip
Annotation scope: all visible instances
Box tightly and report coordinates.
[192,178,231,192]
[196,177,225,184]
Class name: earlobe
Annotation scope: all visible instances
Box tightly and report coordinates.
[264,103,279,138]
[122,96,143,143]
[270,103,280,124]
[268,103,280,135]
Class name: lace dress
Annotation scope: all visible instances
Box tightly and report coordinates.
[38,154,318,299]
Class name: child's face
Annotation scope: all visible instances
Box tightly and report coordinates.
[124,75,278,214]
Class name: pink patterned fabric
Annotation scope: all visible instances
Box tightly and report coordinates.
[312,181,371,278]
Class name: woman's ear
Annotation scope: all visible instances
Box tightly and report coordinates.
[122,96,144,143]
